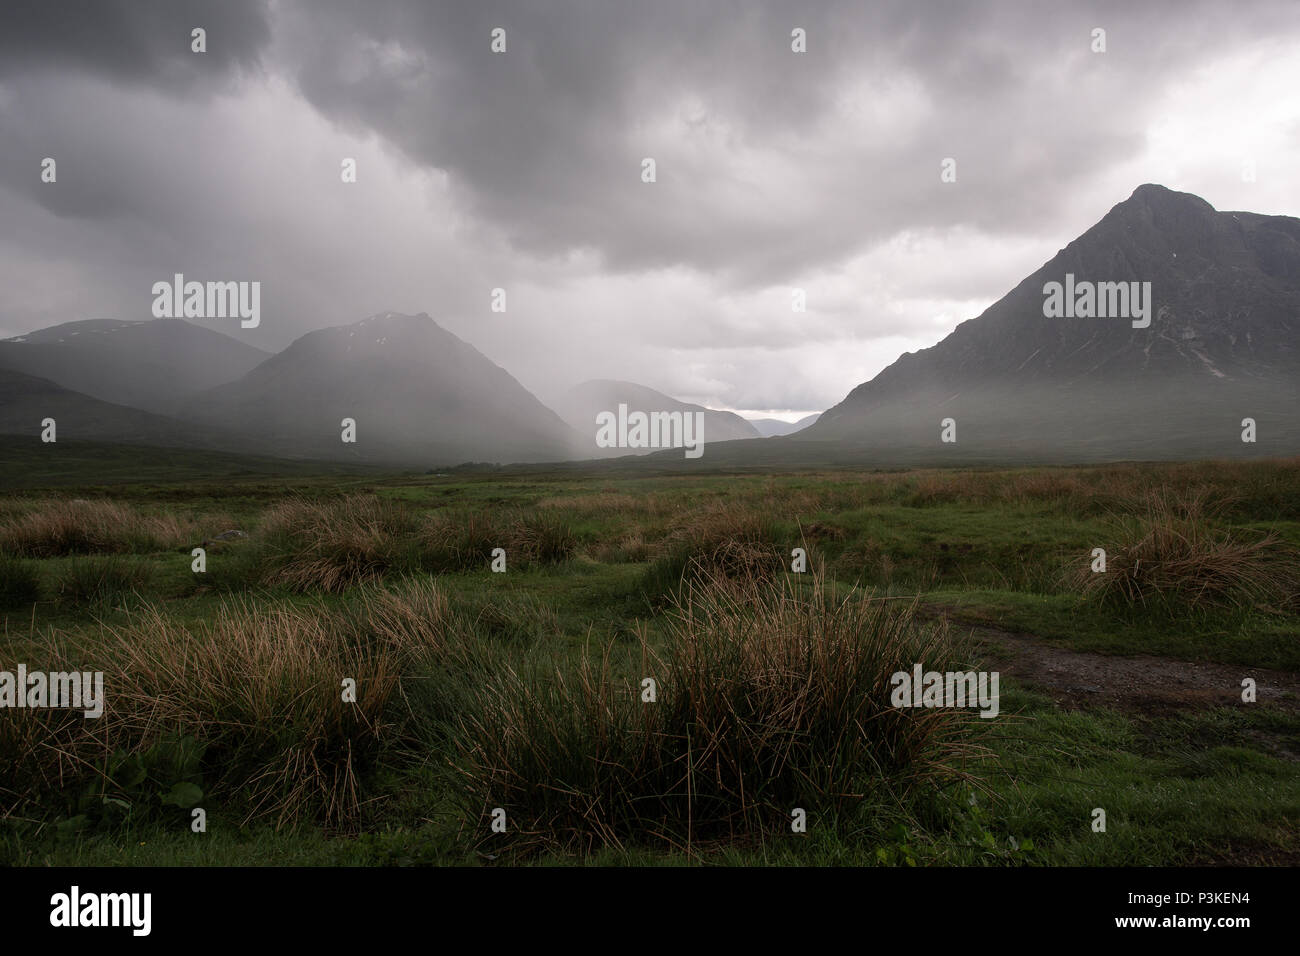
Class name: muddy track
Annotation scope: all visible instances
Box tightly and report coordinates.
[925,611,1300,717]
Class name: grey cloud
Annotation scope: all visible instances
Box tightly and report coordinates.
[0,1,273,223]
[271,0,1299,285]
[0,0,271,89]
[1,0,1298,411]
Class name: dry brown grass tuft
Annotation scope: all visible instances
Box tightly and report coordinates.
[535,491,677,519]
[1004,472,1090,504]
[0,499,222,557]
[638,500,787,603]
[454,568,988,852]
[0,578,456,829]
[1067,488,1300,611]
[418,509,576,571]
[260,495,417,592]
[589,530,651,563]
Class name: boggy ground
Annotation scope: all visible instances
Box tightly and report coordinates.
[1,454,1297,866]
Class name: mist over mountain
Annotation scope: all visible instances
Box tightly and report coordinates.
[552,379,761,457]
[749,413,822,438]
[0,319,270,414]
[4,186,1296,469]
[0,366,259,452]
[180,312,583,465]
[794,185,1300,461]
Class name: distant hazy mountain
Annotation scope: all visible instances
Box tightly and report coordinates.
[181,312,583,465]
[553,379,761,456]
[748,413,821,437]
[797,184,1300,461]
[0,367,253,451]
[10,184,1293,472]
[0,319,270,414]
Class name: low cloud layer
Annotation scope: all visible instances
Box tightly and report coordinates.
[2,0,1298,416]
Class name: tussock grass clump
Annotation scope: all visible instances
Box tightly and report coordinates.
[53,556,152,606]
[0,554,40,610]
[509,512,578,566]
[906,470,1101,510]
[454,570,985,852]
[590,530,651,563]
[418,511,503,572]
[536,491,676,519]
[1068,490,1300,611]
[260,495,417,593]
[419,510,576,572]
[639,502,786,604]
[0,579,457,829]
[906,474,968,507]
[899,461,1300,518]
[0,499,204,557]
[1004,472,1090,505]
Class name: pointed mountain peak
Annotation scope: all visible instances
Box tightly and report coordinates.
[1110,183,1218,221]
[804,185,1300,461]
[186,311,581,465]
[353,310,437,327]
[1129,182,1180,201]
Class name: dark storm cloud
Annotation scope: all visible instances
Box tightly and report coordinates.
[271,0,1298,284]
[1,0,1298,411]
[0,0,271,88]
[0,1,273,223]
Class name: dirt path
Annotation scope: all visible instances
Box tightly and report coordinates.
[931,616,1300,717]
[926,611,1300,861]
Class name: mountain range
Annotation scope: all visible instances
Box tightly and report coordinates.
[748,414,821,438]
[551,379,762,456]
[179,312,583,464]
[1,185,1296,469]
[0,318,269,414]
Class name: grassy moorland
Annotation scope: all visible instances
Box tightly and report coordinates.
[1,454,1297,866]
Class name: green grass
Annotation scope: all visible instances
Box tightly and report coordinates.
[2,455,1297,866]
[926,589,1300,669]
[11,686,1294,867]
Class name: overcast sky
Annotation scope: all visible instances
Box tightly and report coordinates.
[2,1,1298,419]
